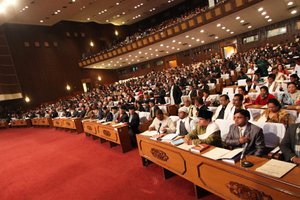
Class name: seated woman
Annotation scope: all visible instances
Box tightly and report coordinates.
[253,86,276,105]
[256,99,295,126]
[279,82,300,105]
[237,86,252,108]
[184,110,222,147]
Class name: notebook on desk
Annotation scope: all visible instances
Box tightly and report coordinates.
[255,159,296,178]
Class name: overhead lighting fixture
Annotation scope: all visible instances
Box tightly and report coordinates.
[188,44,192,47]
[240,20,245,23]
[200,29,204,33]
[25,96,30,103]
[116,2,119,5]
[230,31,234,34]
[217,23,221,27]
[196,39,200,42]
[235,16,240,20]
[291,10,297,15]
[261,11,267,15]
[201,40,205,43]
[287,1,294,6]
[248,25,252,29]
[226,29,230,32]
[185,35,189,38]
[265,15,270,19]
[215,36,219,39]
[172,40,176,43]
[40,20,44,23]
[222,26,226,29]
[258,7,263,12]
[267,19,272,22]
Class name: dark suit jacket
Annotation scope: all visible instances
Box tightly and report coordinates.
[197,105,208,113]
[280,123,300,162]
[150,105,160,118]
[157,89,166,104]
[77,110,86,119]
[128,113,140,134]
[50,111,58,118]
[118,113,129,123]
[225,122,265,156]
[189,89,197,100]
[97,109,106,120]
[72,110,79,118]
[171,84,182,105]
[106,112,113,122]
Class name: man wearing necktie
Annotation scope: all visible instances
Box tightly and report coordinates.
[225,109,265,157]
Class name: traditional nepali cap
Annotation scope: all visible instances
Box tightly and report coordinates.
[197,110,213,119]
[178,107,188,113]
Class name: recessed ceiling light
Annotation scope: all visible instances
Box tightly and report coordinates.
[226,29,230,32]
[268,19,272,22]
[235,16,240,20]
[217,23,221,27]
[87,17,90,20]
[166,46,169,48]
[160,44,164,47]
[188,44,192,47]
[196,39,200,42]
[287,1,294,6]
[201,40,205,43]
[261,11,267,15]
[172,40,176,43]
[265,15,270,19]
[149,48,152,50]
[116,2,119,5]
[166,51,169,54]
[40,20,44,23]
[248,25,252,29]
[222,26,226,29]
[177,48,180,51]
[171,47,175,49]
[178,41,182,44]
[215,36,219,39]
[185,35,189,38]
[230,31,234,34]
[191,37,195,40]
[72,0,76,2]
[138,51,142,54]
[200,29,204,33]
[240,20,245,23]
[291,10,297,15]
[258,7,263,12]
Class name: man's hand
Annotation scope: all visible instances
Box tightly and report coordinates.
[239,136,249,144]
[149,127,155,131]
[292,157,300,164]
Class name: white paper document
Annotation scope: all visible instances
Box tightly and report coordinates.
[201,147,230,160]
[112,123,125,127]
[160,133,179,142]
[177,143,195,151]
[140,131,159,137]
[255,159,296,178]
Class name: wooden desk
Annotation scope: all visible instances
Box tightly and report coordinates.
[52,118,83,133]
[11,119,31,127]
[248,104,300,113]
[136,135,300,200]
[0,121,8,128]
[31,118,53,127]
[82,120,132,153]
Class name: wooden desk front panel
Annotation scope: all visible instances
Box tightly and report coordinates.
[0,121,8,128]
[52,119,63,128]
[137,135,300,200]
[11,119,31,127]
[31,118,39,125]
[97,125,120,144]
[63,119,76,129]
[31,118,52,126]
[83,121,98,136]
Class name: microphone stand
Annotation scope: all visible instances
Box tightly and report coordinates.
[240,143,254,168]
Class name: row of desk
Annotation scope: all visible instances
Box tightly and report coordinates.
[82,120,132,153]
[136,134,300,200]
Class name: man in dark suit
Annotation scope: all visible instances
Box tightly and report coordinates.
[106,106,119,122]
[77,106,86,119]
[280,123,300,164]
[155,85,166,105]
[128,106,140,146]
[116,105,129,123]
[194,97,208,114]
[149,100,160,120]
[225,109,265,157]
[187,85,197,100]
[170,80,182,105]
[50,108,58,118]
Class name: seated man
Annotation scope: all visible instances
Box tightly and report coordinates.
[148,109,176,133]
[212,94,234,121]
[116,105,129,123]
[280,123,300,164]
[106,106,119,122]
[228,94,244,120]
[128,106,140,146]
[182,98,197,118]
[253,86,276,106]
[175,107,196,136]
[185,110,222,147]
[225,109,265,157]
[149,100,160,120]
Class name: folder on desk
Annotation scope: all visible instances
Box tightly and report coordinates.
[255,159,296,178]
[202,147,243,163]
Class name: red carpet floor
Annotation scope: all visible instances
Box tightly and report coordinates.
[0,127,223,200]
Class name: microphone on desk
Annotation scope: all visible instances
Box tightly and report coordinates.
[157,123,162,133]
[240,142,253,168]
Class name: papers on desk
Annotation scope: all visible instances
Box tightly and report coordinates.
[112,122,126,127]
[102,122,111,125]
[160,133,179,142]
[202,147,243,163]
[177,143,195,151]
[255,159,296,178]
[97,119,106,123]
[140,131,159,137]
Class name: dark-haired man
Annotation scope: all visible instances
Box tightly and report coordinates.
[225,109,265,157]
[212,94,234,121]
[148,109,176,133]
